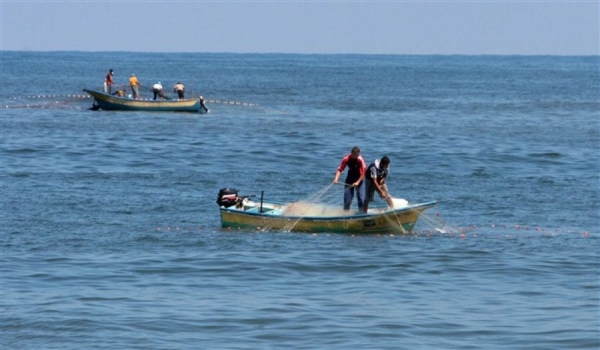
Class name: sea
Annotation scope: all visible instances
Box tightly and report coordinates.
[1,52,599,349]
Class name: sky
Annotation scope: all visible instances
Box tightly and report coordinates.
[1,1,598,55]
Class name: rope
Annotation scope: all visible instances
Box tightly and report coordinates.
[391,209,408,234]
[283,183,335,232]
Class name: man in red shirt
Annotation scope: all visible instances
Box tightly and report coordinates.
[105,69,114,94]
[333,146,367,212]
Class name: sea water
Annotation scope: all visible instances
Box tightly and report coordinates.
[1,52,599,349]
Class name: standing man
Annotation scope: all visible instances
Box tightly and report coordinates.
[129,74,141,99]
[333,146,367,211]
[105,69,114,94]
[173,82,185,99]
[364,156,394,213]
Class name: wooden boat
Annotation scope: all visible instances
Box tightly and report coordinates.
[83,89,208,113]
[216,188,437,234]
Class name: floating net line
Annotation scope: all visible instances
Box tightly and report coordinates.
[1,92,258,110]
[2,94,91,109]
[203,98,258,107]
[156,222,594,238]
[158,190,594,237]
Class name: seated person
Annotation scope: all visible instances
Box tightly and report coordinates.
[112,89,126,97]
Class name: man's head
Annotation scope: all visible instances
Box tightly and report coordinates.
[380,156,390,169]
[350,146,361,159]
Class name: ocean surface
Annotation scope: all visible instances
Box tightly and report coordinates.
[1,52,599,349]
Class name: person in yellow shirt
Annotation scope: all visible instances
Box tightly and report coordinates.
[129,74,141,99]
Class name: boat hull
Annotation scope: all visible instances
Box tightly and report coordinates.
[219,201,437,234]
[83,89,203,113]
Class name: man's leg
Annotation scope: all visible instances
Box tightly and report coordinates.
[364,181,374,213]
[343,184,354,210]
[356,182,365,211]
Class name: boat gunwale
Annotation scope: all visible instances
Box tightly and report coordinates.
[220,200,437,221]
[83,89,201,105]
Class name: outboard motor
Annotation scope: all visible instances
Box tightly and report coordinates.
[216,188,239,208]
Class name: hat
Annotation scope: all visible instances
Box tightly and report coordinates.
[109,69,113,73]
[131,74,135,77]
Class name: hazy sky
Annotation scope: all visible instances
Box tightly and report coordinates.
[1,1,598,55]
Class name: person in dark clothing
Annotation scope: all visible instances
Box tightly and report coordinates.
[364,156,394,213]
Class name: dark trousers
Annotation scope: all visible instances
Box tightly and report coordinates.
[343,181,364,210]
[152,89,164,100]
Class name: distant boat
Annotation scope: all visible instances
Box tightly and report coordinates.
[83,89,209,113]
[216,188,437,234]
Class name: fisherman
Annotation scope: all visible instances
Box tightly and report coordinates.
[333,146,366,211]
[173,82,185,99]
[111,89,126,97]
[129,74,141,99]
[151,82,165,100]
[363,156,394,213]
[104,69,114,94]
[199,95,210,113]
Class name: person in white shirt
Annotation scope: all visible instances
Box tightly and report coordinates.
[152,82,164,100]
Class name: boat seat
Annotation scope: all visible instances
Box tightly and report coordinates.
[245,207,276,214]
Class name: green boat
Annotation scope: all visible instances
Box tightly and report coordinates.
[83,89,209,113]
